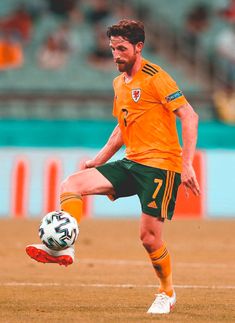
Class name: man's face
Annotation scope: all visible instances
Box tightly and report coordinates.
[109,36,140,73]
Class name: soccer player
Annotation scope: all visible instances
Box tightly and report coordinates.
[26,19,200,314]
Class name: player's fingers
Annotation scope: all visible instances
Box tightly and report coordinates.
[192,179,200,196]
[191,185,199,196]
[85,160,95,168]
[79,158,94,170]
[183,178,200,196]
[190,175,200,194]
[183,185,189,198]
[183,180,190,188]
[79,161,86,170]
[189,179,200,196]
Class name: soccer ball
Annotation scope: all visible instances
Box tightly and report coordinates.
[39,211,79,251]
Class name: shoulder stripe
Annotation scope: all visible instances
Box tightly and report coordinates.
[142,66,157,75]
[145,63,158,73]
[142,69,155,76]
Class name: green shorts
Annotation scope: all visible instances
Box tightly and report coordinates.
[96,158,181,220]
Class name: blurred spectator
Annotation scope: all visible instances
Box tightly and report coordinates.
[47,0,83,24]
[88,27,113,69]
[111,0,137,21]
[0,4,33,43]
[47,0,78,16]
[86,0,111,25]
[181,4,210,64]
[26,1,48,22]
[53,23,74,50]
[37,23,72,69]
[215,22,235,86]
[213,84,235,123]
[218,0,235,22]
[0,33,23,70]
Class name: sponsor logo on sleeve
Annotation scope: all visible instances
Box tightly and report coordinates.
[166,90,183,102]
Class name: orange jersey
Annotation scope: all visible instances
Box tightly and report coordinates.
[113,58,189,173]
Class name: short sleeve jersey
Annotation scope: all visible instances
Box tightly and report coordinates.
[113,58,189,173]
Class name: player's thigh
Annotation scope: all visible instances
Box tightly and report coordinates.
[97,160,136,199]
[132,165,181,220]
[61,168,115,195]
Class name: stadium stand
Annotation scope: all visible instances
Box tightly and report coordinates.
[0,1,206,92]
[0,0,234,147]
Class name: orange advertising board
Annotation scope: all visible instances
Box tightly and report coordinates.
[174,151,205,218]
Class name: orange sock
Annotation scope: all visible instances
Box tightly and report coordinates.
[60,192,83,223]
[148,243,173,296]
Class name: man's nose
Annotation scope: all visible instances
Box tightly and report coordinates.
[113,52,120,61]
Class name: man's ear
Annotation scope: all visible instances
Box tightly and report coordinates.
[136,42,144,53]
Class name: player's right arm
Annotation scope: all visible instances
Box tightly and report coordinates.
[80,124,124,169]
[174,103,200,196]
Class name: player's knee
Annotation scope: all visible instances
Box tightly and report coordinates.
[60,172,83,194]
[140,231,156,253]
[60,175,75,194]
[140,230,163,253]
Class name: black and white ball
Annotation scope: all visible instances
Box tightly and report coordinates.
[39,211,79,250]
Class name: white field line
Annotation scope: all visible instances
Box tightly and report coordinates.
[78,258,235,268]
[2,260,234,289]
[1,282,235,289]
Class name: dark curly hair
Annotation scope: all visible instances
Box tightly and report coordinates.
[107,19,145,45]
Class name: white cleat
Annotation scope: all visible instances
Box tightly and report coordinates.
[147,290,176,314]
[26,244,75,267]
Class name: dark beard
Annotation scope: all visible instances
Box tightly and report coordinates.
[117,59,135,73]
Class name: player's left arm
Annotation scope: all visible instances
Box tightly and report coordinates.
[174,103,200,196]
[80,124,124,169]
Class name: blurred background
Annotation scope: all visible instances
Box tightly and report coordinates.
[0,0,235,219]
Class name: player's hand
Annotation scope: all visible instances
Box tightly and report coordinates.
[79,159,96,170]
[181,163,200,197]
